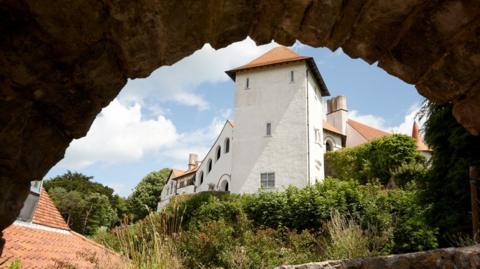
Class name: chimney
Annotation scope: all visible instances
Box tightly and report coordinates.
[326,96,348,135]
[188,153,198,170]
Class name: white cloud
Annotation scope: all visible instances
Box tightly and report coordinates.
[118,38,277,110]
[59,99,179,169]
[348,103,424,135]
[163,110,232,166]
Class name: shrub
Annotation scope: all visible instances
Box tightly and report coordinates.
[325,134,425,185]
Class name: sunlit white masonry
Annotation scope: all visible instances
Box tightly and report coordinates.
[158,47,430,210]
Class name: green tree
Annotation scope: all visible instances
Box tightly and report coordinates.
[44,171,125,234]
[325,134,425,185]
[128,168,171,221]
[421,103,480,244]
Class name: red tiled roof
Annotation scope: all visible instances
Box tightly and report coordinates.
[171,169,186,178]
[0,187,124,268]
[323,121,343,135]
[228,46,310,73]
[347,119,390,141]
[1,224,124,268]
[32,188,69,230]
[225,46,330,96]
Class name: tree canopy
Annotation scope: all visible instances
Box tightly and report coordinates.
[420,103,480,243]
[325,134,425,186]
[44,171,126,235]
[127,168,171,221]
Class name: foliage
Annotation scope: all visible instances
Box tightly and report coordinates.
[44,171,126,235]
[322,211,390,260]
[7,259,21,269]
[48,187,118,235]
[325,134,425,185]
[95,217,182,269]
[127,168,170,222]
[420,103,480,243]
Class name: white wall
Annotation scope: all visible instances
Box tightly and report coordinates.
[323,131,343,151]
[346,123,367,147]
[231,62,310,193]
[195,122,233,192]
[307,70,325,183]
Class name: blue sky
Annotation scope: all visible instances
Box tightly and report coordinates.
[45,38,424,197]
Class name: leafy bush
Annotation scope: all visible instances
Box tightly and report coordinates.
[325,134,425,185]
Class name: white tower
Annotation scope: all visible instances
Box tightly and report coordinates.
[225,47,330,193]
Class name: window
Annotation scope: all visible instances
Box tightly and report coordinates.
[216,145,221,161]
[246,77,250,89]
[260,173,275,189]
[315,128,321,143]
[326,140,333,152]
[207,159,213,173]
[266,122,272,136]
[224,138,230,153]
[199,172,204,184]
[290,70,294,82]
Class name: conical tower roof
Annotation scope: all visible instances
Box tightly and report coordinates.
[412,121,431,152]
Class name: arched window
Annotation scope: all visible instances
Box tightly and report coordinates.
[216,145,221,161]
[207,159,213,173]
[326,140,334,152]
[199,172,204,184]
[224,138,230,153]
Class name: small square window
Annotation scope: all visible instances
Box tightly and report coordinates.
[260,173,275,189]
[266,122,272,136]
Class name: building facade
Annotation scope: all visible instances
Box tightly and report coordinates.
[158,47,430,210]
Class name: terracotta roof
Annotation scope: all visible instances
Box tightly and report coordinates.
[229,46,310,72]
[323,121,343,135]
[32,188,69,230]
[0,188,124,268]
[171,167,198,181]
[171,169,186,178]
[347,119,390,141]
[412,122,431,152]
[1,224,124,268]
[225,46,330,96]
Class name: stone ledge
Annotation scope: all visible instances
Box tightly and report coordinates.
[276,245,480,269]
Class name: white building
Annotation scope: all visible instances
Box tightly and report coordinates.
[158,47,430,209]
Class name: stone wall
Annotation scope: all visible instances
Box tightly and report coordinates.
[276,245,480,269]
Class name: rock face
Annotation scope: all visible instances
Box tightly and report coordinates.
[276,244,480,269]
[0,0,480,234]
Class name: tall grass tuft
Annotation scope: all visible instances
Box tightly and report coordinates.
[322,211,390,260]
[96,205,185,269]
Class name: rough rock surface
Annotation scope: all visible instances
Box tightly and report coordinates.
[1,0,480,233]
[276,244,480,269]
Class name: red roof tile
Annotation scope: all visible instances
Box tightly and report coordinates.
[0,187,124,268]
[32,188,69,230]
[323,121,343,135]
[1,224,124,268]
[225,46,330,96]
[228,46,310,73]
[347,119,390,141]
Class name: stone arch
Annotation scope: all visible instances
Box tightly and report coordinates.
[324,136,336,152]
[1,0,480,234]
[216,174,231,192]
